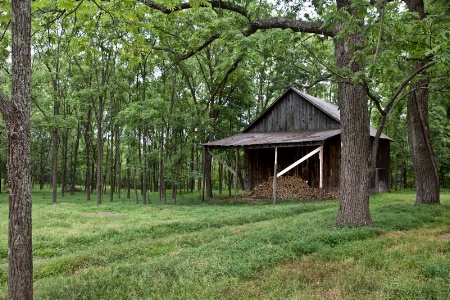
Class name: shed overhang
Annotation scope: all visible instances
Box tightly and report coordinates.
[203,129,341,149]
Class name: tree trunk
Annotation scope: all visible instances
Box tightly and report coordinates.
[407,71,440,204]
[190,144,195,192]
[70,123,81,195]
[0,0,33,298]
[51,126,59,204]
[96,96,104,204]
[335,0,373,227]
[159,128,167,204]
[84,106,92,200]
[142,128,148,204]
[126,156,131,199]
[116,126,121,199]
[109,121,114,202]
[61,129,69,197]
[403,0,440,205]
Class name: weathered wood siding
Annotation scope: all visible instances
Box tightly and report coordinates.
[246,90,340,133]
[244,137,341,194]
[371,138,391,192]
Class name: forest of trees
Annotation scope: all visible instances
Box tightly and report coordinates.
[0,0,448,202]
[1,0,450,298]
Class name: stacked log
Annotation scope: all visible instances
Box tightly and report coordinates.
[248,176,335,200]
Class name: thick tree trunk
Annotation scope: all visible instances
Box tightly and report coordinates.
[407,72,440,204]
[403,0,440,205]
[0,0,33,298]
[335,0,373,227]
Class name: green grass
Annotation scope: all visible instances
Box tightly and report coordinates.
[0,189,449,299]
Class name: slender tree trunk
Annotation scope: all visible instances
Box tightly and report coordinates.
[96,96,104,204]
[133,163,139,204]
[85,106,92,200]
[126,156,131,199]
[0,0,33,297]
[70,123,81,195]
[51,126,59,204]
[159,132,166,203]
[190,144,195,192]
[109,122,114,202]
[142,128,148,204]
[116,126,121,199]
[61,129,69,197]
[335,0,373,226]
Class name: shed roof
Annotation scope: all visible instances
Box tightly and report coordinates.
[204,88,392,148]
[204,129,341,148]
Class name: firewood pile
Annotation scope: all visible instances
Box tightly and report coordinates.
[248,176,336,200]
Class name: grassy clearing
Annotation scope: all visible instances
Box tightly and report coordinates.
[0,190,449,299]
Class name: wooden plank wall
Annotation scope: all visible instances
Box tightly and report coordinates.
[246,91,340,133]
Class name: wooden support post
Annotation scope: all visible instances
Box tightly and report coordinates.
[235,149,238,200]
[273,147,278,204]
[319,143,323,200]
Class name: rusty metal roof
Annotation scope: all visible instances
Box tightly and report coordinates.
[204,129,341,148]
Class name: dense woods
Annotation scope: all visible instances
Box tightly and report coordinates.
[1,0,450,297]
[1,0,448,202]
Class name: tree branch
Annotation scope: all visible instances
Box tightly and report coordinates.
[365,60,436,117]
[139,0,335,37]
[140,0,251,19]
[304,74,332,90]
[0,20,11,42]
[246,18,334,37]
[385,60,435,115]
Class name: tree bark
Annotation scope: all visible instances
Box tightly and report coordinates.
[96,95,104,204]
[403,0,440,205]
[0,0,33,298]
[70,123,81,195]
[84,105,92,200]
[51,125,59,204]
[61,129,69,197]
[407,71,440,204]
[115,125,122,199]
[335,0,373,227]
[142,128,148,204]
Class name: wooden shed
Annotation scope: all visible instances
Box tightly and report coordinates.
[204,88,392,196]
